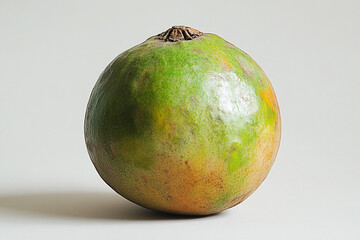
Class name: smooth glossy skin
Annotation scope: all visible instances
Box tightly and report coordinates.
[85,33,281,215]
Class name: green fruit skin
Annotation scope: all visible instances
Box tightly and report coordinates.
[85,33,281,215]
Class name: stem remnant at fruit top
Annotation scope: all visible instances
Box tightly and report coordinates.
[157,26,203,42]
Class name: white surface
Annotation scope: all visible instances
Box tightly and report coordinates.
[1,0,359,239]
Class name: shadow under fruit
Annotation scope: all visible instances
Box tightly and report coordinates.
[84,26,281,215]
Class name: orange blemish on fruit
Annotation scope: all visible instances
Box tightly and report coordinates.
[259,87,276,109]
[114,152,228,215]
[221,56,233,71]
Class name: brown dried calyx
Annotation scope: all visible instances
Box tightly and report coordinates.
[157,26,203,42]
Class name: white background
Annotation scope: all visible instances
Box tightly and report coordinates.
[1,0,359,239]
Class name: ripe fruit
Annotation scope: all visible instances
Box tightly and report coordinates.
[84,26,281,215]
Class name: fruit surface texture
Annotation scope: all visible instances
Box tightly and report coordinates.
[85,26,281,215]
